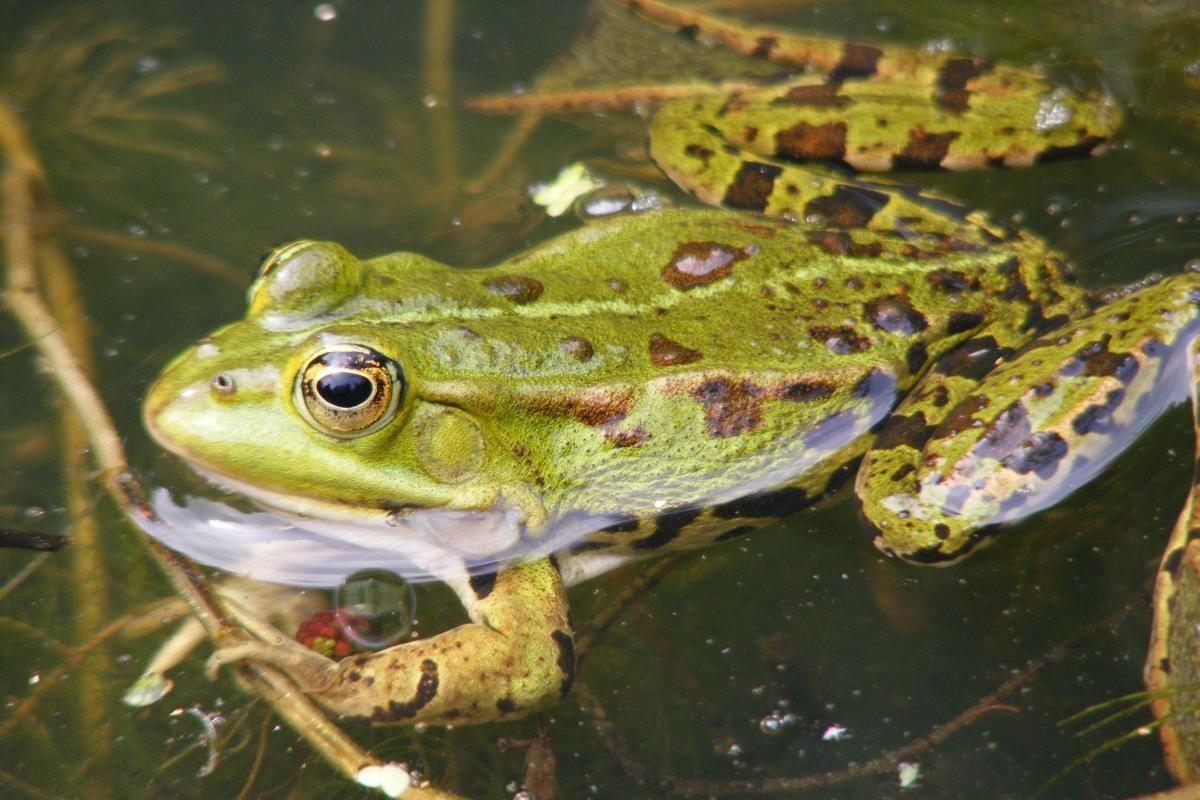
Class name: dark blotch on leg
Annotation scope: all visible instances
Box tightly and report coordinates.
[1002,431,1068,479]
[934,336,1014,381]
[906,341,928,374]
[551,629,576,697]
[371,659,440,722]
[714,487,812,519]
[775,121,847,161]
[632,506,701,549]
[872,411,935,451]
[714,524,756,543]
[945,311,984,335]
[723,162,783,211]
[1163,547,1186,579]
[804,185,889,228]
[935,57,991,113]
[829,42,883,83]
[895,127,961,168]
[469,572,497,601]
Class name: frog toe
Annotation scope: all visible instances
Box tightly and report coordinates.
[206,639,339,689]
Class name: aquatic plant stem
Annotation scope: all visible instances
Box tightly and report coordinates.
[0,97,464,800]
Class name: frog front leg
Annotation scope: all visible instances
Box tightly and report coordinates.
[858,273,1200,563]
[207,557,573,725]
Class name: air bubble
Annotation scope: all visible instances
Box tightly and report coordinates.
[759,709,797,735]
[333,569,417,650]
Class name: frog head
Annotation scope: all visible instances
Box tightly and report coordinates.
[144,241,519,532]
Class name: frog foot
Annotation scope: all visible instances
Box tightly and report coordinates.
[206,637,340,690]
[211,558,573,727]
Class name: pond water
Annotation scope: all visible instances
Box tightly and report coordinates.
[2,1,1199,797]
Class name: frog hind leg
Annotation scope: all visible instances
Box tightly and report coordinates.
[206,557,573,725]
[649,94,1011,247]
[857,273,1200,564]
[627,0,1120,165]
[1146,337,1200,782]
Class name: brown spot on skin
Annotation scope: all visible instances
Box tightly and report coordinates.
[723,162,782,211]
[535,389,633,426]
[806,231,882,257]
[804,185,889,228]
[775,379,835,402]
[809,324,872,354]
[677,23,699,39]
[731,220,780,238]
[864,296,929,336]
[662,241,748,289]
[934,523,952,540]
[891,463,916,482]
[771,84,852,108]
[895,127,961,168]
[605,426,651,447]
[496,697,518,713]
[927,269,980,293]
[649,333,703,366]
[829,42,883,82]
[692,378,765,437]
[684,144,714,166]
[775,121,847,161]
[560,336,594,361]
[930,384,950,407]
[370,659,439,722]
[935,57,991,113]
[483,275,543,304]
[717,92,749,116]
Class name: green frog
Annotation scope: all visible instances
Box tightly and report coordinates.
[143,0,1200,732]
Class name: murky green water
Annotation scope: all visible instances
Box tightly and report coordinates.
[2,1,1199,797]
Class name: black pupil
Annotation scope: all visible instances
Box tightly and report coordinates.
[316,372,374,409]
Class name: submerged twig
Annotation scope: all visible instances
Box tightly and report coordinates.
[65,225,242,284]
[0,552,52,601]
[573,681,656,791]
[575,553,690,662]
[665,602,1139,796]
[0,528,68,551]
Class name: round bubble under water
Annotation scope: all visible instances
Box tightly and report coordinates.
[333,569,417,650]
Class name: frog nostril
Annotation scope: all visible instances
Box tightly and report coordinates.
[211,373,236,395]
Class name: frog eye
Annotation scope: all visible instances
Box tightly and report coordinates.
[295,346,404,438]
